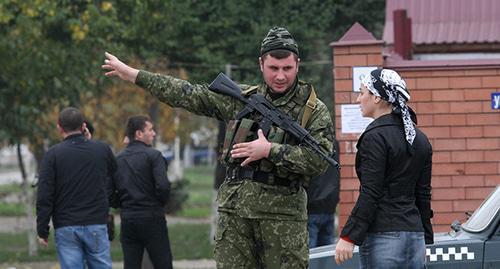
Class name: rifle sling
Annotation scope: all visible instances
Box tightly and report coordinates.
[301,87,317,128]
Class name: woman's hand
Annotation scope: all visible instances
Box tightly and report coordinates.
[335,238,355,265]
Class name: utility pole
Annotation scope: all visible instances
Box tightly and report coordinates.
[225,63,232,78]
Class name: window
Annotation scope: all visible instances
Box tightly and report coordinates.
[462,187,500,233]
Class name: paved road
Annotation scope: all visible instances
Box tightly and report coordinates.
[0,171,23,185]
[0,259,216,269]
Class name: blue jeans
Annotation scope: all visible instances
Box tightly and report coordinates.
[55,224,111,269]
[307,214,334,248]
[359,231,425,269]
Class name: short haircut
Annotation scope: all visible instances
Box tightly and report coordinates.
[262,49,299,61]
[125,115,151,141]
[58,107,84,132]
[84,120,94,135]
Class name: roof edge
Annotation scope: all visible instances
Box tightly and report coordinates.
[385,57,500,70]
[332,22,381,47]
[330,40,384,47]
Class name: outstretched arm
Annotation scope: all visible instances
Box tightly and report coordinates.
[102,52,139,83]
[102,52,239,122]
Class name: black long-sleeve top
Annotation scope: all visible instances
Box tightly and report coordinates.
[340,113,434,245]
[36,134,117,239]
[113,141,171,219]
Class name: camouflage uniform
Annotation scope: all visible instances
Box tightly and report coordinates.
[135,28,334,269]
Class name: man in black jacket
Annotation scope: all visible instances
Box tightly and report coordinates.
[36,107,117,269]
[113,115,172,269]
[307,139,340,248]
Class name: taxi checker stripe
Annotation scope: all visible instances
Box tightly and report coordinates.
[426,247,475,262]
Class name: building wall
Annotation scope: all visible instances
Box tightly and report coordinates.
[333,41,500,233]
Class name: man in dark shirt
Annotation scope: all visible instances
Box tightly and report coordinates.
[113,115,172,269]
[307,140,340,248]
[36,107,117,269]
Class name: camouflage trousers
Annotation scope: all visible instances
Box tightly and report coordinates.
[214,212,308,269]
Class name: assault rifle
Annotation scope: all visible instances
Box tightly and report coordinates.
[208,73,339,169]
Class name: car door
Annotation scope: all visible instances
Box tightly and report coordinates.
[426,239,484,269]
[483,222,500,268]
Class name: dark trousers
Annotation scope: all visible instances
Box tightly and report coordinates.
[120,216,173,269]
[307,213,334,248]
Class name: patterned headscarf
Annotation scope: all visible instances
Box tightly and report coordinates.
[260,26,299,56]
[361,69,416,145]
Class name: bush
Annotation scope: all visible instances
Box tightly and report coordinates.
[164,178,189,214]
[0,223,214,263]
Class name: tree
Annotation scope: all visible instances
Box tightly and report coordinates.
[0,0,125,255]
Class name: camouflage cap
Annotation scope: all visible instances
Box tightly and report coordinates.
[260,26,299,56]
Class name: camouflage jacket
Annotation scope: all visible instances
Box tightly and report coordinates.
[136,70,334,220]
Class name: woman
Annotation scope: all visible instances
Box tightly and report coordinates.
[335,69,433,268]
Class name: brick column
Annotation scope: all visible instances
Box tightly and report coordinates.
[330,23,384,232]
[390,65,500,232]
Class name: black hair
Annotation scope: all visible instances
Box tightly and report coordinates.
[125,115,151,141]
[84,120,94,135]
[58,107,84,132]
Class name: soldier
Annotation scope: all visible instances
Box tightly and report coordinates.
[102,26,335,269]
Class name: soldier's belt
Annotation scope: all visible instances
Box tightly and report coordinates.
[227,166,291,187]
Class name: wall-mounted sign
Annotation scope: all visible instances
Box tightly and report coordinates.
[341,104,374,134]
[492,92,500,110]
[352,66,377,92]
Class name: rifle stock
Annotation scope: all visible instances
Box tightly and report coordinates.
[208,73,246,103]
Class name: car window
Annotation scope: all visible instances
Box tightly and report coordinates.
[462,187,500,233]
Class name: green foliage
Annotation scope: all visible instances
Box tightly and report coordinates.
[0,184,22,197]
[179,207,211,219]
[0,223,213,263]
[177,165,215,218]
[98,0,385,114]
[0,0,386,158]
[0,184,24,216]
[0,232,56,263]
[0,0,122,151]
[164,178,189,214]
[0,165,216,263]
[109,0,384,79]
[0,202,25,216]
[169,223,213,260]
[0,227,124,263]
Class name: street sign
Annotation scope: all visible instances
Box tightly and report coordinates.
[492,92,500,110]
